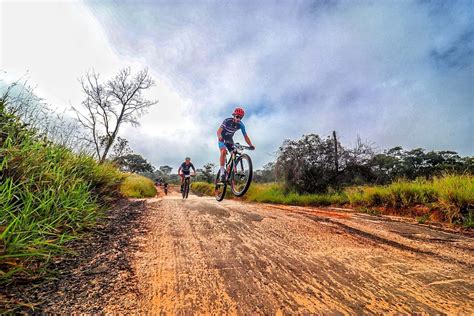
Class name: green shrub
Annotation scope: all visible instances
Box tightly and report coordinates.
[120,174,157,198]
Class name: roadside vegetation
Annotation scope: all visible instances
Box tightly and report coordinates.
[192,132,473,227]
[0,97,123,284]
[120,174,157,198]
[346,175,473,226]
[1,70,159,286]
[192,174,474,227]
[275,134,473,194]
[192,133,472,227]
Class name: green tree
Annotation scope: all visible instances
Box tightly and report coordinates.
[114,153,154,174]
[276,134,341,193]
[159,165,173,175]
[276,134,377,192]
[254,162,277,183]
[201,163,215,183]
[276,134,474,193]
[370,147,472,183]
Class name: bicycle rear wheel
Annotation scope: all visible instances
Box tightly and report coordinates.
[231,154,253,197]
[214,170,227,202]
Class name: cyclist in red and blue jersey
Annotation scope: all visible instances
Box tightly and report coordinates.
[216,107,255,182]
[178,157,196,192]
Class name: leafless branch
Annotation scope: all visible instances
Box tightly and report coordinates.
[74,67,158,162]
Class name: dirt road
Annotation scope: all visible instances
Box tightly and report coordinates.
[105,190,473,314]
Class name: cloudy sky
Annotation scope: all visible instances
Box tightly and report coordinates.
[1,0,473,170]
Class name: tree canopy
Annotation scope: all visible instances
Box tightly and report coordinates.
[276,133,473,193]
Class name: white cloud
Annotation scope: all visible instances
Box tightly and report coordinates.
[85,1,474,164]
[1,0,121,106]
[2,0,472,171]
[1,0,195,168]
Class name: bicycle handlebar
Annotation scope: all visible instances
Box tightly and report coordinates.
[234,142,255,151]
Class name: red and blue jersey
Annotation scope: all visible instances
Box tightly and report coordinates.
[179,162,195,174]
[220,118,247,141]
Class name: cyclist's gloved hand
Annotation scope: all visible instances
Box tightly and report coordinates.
[249,145,255,150]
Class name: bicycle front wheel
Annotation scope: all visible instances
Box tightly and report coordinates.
[215,170,227,202]
[231,154,253,197]
[185,179,190,198]
[182,178,189,199]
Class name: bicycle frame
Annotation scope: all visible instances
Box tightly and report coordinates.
[182,175,190,199]
[215,143,253,201]
[224,143,252,182]
[225,152,237,178]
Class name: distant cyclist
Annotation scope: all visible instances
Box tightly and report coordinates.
[178,157,196,192]
[217,107,255,182]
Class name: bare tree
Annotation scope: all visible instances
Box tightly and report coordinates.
[73,67,157,163]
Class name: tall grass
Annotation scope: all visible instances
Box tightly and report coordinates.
[0,101,124,283]
[345,175,473,223]
[120,174,157,198]
[191,182,216,196]
[245,183,348,206]
[191,174,473,225]
[433,175,474,222]
[345,180,438,208]
[191,182,348,206]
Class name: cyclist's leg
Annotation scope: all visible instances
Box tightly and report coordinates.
[224,141,235,174]
[224,141,235,152]
[218,140,228,181]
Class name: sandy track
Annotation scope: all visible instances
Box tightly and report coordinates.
[112,191,473,314]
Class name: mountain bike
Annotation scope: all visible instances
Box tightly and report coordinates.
[215,142,254,202]
[182,174,192,199]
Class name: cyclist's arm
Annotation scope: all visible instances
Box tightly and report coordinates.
[244,134,255,149]
[217,127,224,141]
[178,166,182,174]
[240,122,255,149]
[191,163,196,175]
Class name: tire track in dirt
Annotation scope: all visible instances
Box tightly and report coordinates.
[114,192,473,314]
[303,214,473,267]
[132,196,238,313]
